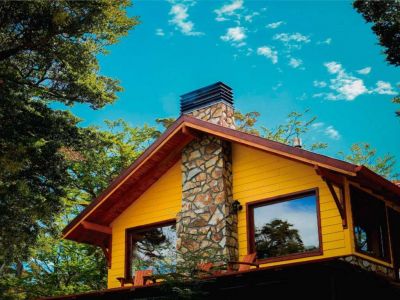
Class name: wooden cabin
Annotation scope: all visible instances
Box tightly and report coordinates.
[57,82,400,299]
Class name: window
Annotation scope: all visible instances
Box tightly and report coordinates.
[351,187,390,261]
[248,190,321,262]
[126,220,176,279]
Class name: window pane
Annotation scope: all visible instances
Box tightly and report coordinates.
[351,187,389,260]
[253,193,320,260]
[129,223,176,275]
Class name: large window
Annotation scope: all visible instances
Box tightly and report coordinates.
[248,190,321,262]
[351,187,390,261]
[126,220,176,279]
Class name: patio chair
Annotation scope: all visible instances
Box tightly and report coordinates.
[227,252,259,272]
[116,269,154,287]
[133,269,154,286]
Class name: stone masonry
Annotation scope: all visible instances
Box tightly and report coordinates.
[176,101,238,264]
[176,134,238,262]
[340,256,396,279]
[187,102,235,130]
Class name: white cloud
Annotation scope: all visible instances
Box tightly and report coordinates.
[257,46,278,64]
[244,11,259,22]
[317,38,332,45]
[289,57,303,69]
[311,122,324,129]
[155,28,165,36]
[315,61,397,101]
[325,61,342,74]
[324,126,341,140]
[214,0,243,22]
[221,26,246,47]
[357,67,372,75]
[273,32,310,43]
[169,3,203,36]
[313,80,327,88]
[311,122,341,140]
[272,82,283,90]
[373,81,397,95]
[266,21,284,29]
[323,61,368,100]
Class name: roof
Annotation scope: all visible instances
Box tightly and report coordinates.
[63,115,400,246]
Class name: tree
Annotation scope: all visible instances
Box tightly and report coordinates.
[339,143,398,179]
[353,1,400,116]
[260,110,328,151]
[255,219,305,259]
[157,109,327,151]
[353,0,400,66]
[0,0,136,269]
[0,120,160,299]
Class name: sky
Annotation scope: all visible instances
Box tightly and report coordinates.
[70,0,399,173]
[254,194,319,248]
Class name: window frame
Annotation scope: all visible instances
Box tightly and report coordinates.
[350,186,391,263]
[246,188,323,264]
[125,219,176,279]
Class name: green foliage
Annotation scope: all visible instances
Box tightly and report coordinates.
[0,217,107,299]
[0,0,136,107]
[339,143,398,179]
[65,120,159,208]
[1,119,159,299]
[0,97,81,267]
[156,117,176,132]
[353,1,400,116]
[234,111,261,135]
[260,110,328,151]
[255,219,305,259]
[353,0,400,67]
[0,0,136,270]
[394,96,400,117]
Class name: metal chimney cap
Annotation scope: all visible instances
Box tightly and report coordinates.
[180,82,234,114]
[293,137,302,148]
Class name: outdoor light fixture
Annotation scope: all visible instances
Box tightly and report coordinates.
[232,200,243,214]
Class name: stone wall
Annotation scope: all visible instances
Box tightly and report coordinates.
[340,255,396,279]
[188,102,235,129]
[176,134,238,263]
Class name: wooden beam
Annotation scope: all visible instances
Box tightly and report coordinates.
[81,221,112,235]
[182,125,200,139]
[101,245,111,269]
[326,181,347,228]
[315,166,347,228]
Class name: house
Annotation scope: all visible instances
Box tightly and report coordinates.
[53,82,400,299]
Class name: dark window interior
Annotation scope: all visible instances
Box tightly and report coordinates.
[126,221,176,279]
[351,187,390,261]
[250,191,321,261]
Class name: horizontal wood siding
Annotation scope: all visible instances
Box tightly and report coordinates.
[233,144,352,268]
[107,161,182,288]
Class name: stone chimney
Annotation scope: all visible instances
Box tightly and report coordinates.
[176,82,238,264]
[180,82,236,129]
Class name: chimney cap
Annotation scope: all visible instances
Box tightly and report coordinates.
[180,81,233,114]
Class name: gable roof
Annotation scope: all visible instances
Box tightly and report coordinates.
[63,115,400,247]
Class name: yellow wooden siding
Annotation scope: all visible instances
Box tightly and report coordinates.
[233,143,353,268]
[107,161,182,288]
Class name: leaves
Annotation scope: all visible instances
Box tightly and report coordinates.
[353,1,400,115]
[338,143,398,179]
[0,1,137,297]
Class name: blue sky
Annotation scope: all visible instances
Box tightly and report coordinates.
[70,0,399,172]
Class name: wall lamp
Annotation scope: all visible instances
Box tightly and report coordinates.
[231,200,243,214]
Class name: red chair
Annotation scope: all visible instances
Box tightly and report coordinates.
[227,252,259,272]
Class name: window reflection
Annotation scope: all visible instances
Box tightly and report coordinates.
[351,187,389,260]
[251,192,320,260]
[127,222,176,277]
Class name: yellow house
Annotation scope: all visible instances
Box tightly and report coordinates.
[58,82,400,299]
